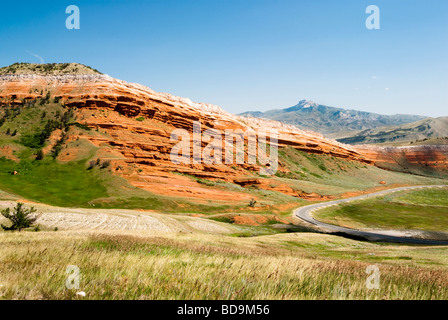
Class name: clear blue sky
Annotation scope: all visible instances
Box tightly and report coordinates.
[0,0,447,117]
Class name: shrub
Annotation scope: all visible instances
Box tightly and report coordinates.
[50,131,68,159]
[35,149,44,161]
[1,203,41,231]
[73,122,91,131]
[196,178,215,186]
[248,198,257,207]
[20,119,62,148]
[100,160,111,169]
[61,109,74,126]
[87,160,96,170]
[136,116,145,122]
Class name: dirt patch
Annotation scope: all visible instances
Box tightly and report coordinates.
[128,173,255,203]
[0,201,231,234]
[0,146,19,161]
[214,213,291,226]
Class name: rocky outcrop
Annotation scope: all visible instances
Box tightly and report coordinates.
[2,73,443,200]
[0,74,369,169]
[355,145,448,177]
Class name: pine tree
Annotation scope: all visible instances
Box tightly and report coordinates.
[1,203,40,231]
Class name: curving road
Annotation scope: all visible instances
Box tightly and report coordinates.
[294,185,448,245]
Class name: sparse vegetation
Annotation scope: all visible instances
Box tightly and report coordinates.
[0,62,102,75]
[50,131,68,159]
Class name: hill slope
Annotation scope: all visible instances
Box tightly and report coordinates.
[0,63,446,212]
[337,117,448,145]
[240,100,426,136]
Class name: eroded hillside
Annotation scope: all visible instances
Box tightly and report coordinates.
[0,66,445,212]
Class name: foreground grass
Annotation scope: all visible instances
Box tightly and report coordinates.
[0,231,448,299]
[315,187,448,231]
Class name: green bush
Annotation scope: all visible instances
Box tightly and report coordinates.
[20,119,62,148]
[1,203,40,231]
[35,149,44,161]
[73,122,91,131]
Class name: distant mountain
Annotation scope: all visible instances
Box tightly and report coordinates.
[239,100,426,136]
[337,117,448,145]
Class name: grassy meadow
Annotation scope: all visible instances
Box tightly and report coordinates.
[1,230,448,300]
[314,187,448,231]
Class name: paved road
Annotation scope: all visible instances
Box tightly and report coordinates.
[294,185,448,245]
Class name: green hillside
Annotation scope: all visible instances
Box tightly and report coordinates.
[337,117,448,145]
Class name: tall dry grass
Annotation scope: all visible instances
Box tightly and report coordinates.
[0,231,447,300]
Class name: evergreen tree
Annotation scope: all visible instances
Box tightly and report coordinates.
[1,203,40,231]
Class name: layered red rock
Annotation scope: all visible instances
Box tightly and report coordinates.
[2,73,444,201]
[355,145,448,176]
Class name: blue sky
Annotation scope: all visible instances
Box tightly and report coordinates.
[0,0,447,117]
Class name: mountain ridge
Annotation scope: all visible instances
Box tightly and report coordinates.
[338,116,448,145]
[240,100,427,136]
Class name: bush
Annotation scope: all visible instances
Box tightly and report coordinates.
[100,160,111,169]
[87,160,96,170]
[20,119,62,148]
[248,198,257,207]
[35,149,44,160]
[196,178,215,186]
[50,131,68,159]
[1,203,41,231]
[136,116,145,121]
[73,122,91,131]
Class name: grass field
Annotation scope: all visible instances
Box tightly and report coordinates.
[314,187,448,232]
[274,147,446,196]
[0,230,447,299]
[0,158,108,207]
